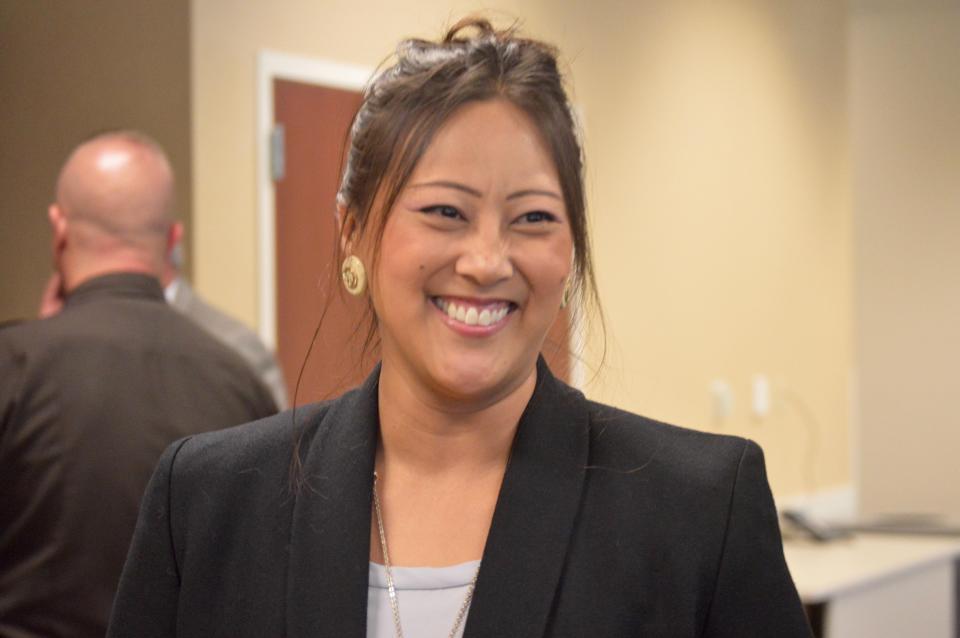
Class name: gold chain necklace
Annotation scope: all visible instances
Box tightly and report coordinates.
[372,472,480,638]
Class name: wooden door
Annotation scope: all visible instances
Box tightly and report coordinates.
[274,79,367,406]
[274,79,571,406]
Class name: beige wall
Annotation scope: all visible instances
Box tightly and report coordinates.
[852,4,960,518]
[557,2,852,498]
[192,0,852,498]
[0,1,192,322]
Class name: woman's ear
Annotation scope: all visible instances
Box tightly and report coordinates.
[336,203,357,254]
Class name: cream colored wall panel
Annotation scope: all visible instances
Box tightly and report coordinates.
[852,5,960,518]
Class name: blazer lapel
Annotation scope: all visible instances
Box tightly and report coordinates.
[287,367,379,638]
[464,359,590,638]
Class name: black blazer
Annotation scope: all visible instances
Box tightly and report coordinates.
[108,359,811,637]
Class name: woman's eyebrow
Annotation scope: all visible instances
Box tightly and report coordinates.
[408,180,481,197]
[506,188,562,201]
[408,180,561,201]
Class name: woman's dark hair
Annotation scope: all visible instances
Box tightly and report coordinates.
[336,16,600,346]
[292,17,603,490]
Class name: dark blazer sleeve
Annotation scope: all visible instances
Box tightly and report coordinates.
[701,440,812,637]
[107,438,188,637]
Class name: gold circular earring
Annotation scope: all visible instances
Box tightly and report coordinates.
[560,280,572,309]
[341,255,367,296]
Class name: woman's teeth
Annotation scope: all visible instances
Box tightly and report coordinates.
[435,298,510,327]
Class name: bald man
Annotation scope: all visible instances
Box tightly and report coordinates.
[0,131,278,638]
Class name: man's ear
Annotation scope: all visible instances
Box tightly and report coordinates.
[336,203,357,254]
[167,221,184,258]
[48,204,68,255]
[48,204,66,234]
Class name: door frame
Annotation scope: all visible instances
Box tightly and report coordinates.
[255,49,371,350]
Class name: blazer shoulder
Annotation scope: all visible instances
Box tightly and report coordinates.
[584,399,753,488]
[169,401,333,483]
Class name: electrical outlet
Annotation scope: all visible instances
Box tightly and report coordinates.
[752,374,770,419]
[709,379,733,421]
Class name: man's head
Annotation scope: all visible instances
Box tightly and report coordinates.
[49,130,183,292]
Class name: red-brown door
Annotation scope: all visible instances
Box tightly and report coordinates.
[274,79,368,406]
[274,78,570,407]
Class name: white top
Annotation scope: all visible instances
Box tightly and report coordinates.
[367,560,481,638]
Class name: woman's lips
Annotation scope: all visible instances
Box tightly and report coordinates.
[431,297,515,329]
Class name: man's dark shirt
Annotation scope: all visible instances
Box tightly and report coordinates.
[0,273,278,638]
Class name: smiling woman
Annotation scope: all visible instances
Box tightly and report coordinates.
[108,18,813,638]
[368,99,573,407]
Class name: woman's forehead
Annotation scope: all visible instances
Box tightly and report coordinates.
[406,100,562,194]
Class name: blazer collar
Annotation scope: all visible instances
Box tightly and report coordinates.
[286,358,590,638]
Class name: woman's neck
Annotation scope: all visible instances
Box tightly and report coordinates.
[371,361,538,566]
[375,362,537,477]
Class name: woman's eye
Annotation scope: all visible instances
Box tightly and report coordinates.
[516,210,557,224]
[420,205,463,220]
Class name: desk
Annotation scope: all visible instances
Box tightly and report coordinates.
[783,534,960,638]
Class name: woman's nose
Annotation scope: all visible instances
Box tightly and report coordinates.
[454,224,513,286]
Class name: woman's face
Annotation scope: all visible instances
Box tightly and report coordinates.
[364,98,573,404]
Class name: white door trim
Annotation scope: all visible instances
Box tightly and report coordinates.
[255,49,371,349]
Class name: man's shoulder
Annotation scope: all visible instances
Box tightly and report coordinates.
[0,320,36,372]
[0,313,79,355]
[0,318,32,342]
[1,293,277,414]
[52,292,255,369]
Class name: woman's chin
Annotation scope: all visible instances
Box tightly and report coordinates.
[426,356,533,407]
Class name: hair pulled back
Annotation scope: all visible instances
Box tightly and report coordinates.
[337,17,596,316]
[292,19,602,489]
